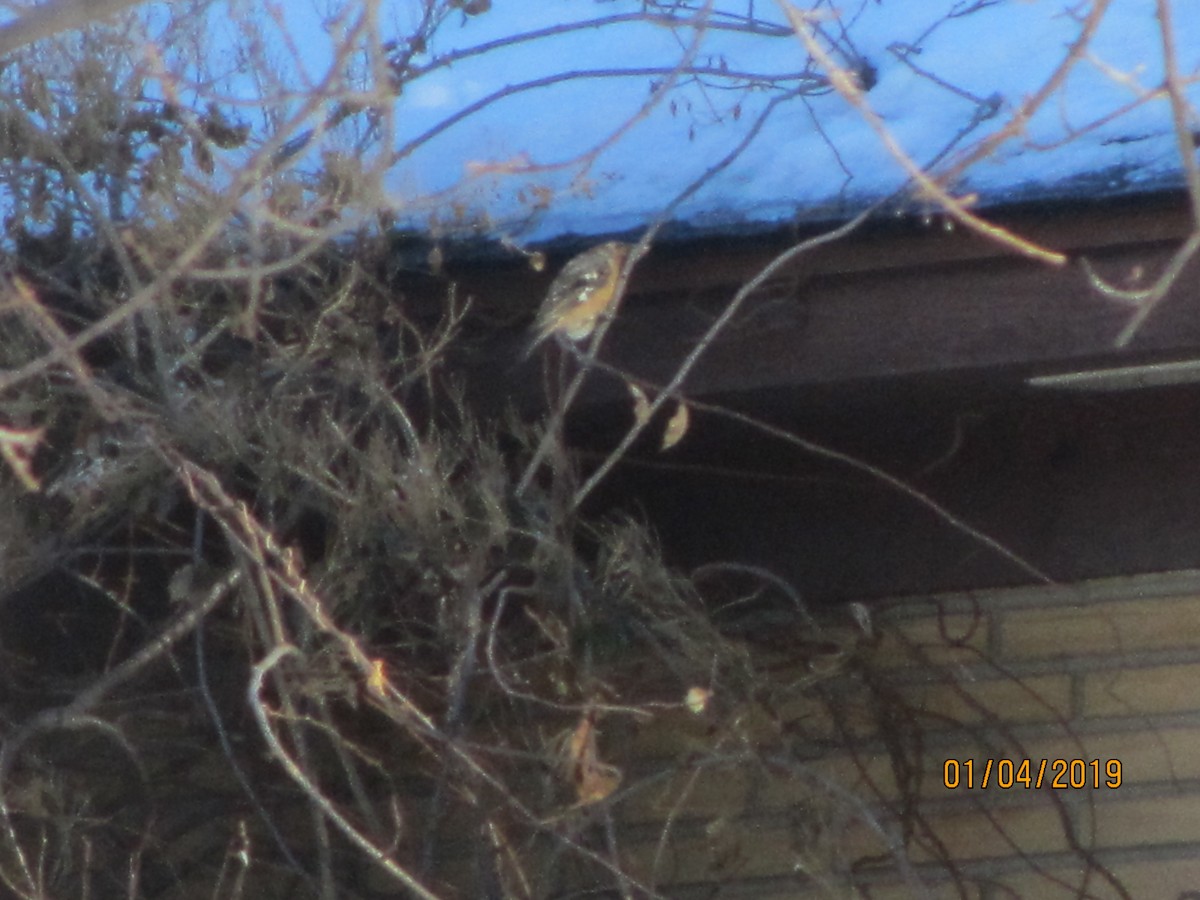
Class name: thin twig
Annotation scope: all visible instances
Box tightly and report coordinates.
[573,209,873,510]
[777,2,1066,267]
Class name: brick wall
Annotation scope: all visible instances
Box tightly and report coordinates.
[595,570,1200,899]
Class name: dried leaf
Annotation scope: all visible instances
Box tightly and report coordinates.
[628,382,651,428]
[661,401,689,451]
[577,765,621,805]
[562,710,621,806]
[0,424,44,491]
[367,658,387,697]
[684,686,711,715]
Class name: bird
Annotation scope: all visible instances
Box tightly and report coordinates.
[529,241,631,352]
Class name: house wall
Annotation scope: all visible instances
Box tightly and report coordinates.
[445,201,1200,896]
[601,570,1200,898]
[595,379,1200,605]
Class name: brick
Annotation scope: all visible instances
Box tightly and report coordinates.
[621,749,906,826]
[1089,792,1200,848]
[1081,661,1200,717]
[852,876,984,900]
[525,576,1200,900]
[620,763,800,824]
[871,611,991,668]
[904,801,1073,863]
[1000,593,1200,659]
[1001,725,1200,787]
[896,673,1072,726]
[619,806,905,887]
[984,856,1200,899]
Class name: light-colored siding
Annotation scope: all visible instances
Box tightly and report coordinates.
[604,570,1200,898]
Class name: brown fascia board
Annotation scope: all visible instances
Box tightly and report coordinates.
[634,190,1195,291]
[423,189,1189,315]
[591,191,1200,398]
[450,191,1199,413]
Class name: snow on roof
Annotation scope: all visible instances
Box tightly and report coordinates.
[389,1,1198,244]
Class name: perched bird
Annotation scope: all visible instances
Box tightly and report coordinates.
[530,241,631,352]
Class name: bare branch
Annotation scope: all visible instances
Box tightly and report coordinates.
[0,0,151,58]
